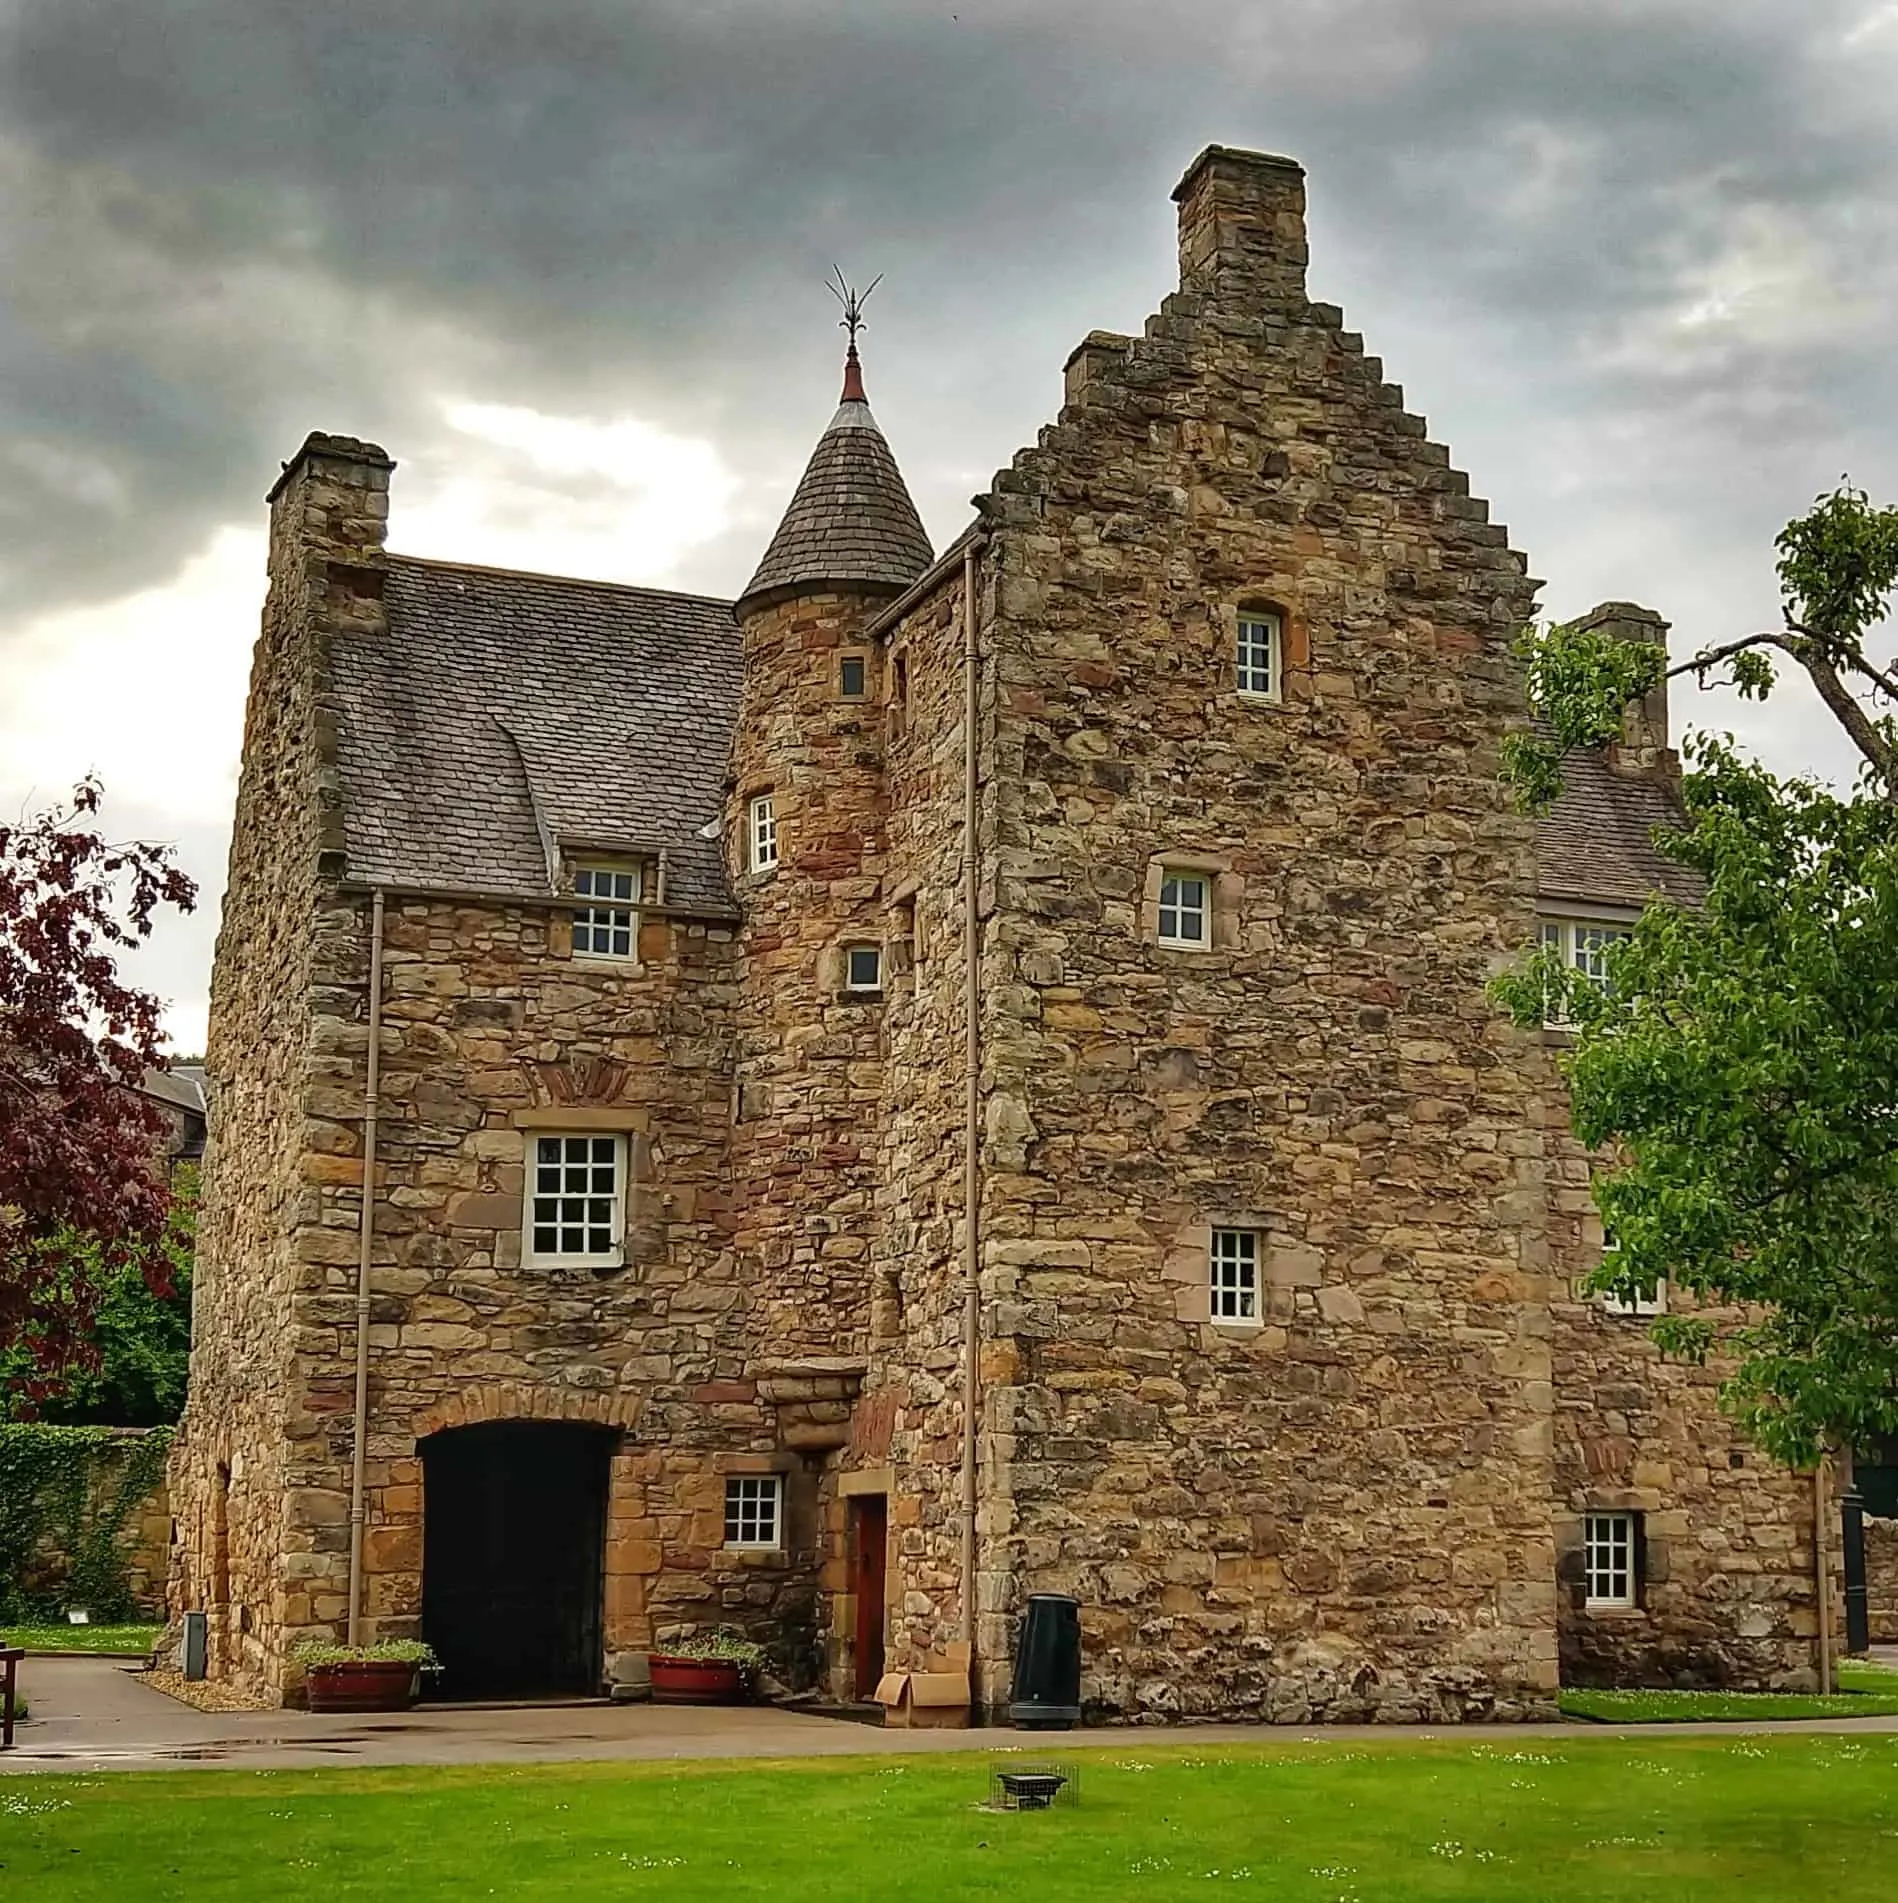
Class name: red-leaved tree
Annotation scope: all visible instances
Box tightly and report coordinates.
[0,780,196,1404]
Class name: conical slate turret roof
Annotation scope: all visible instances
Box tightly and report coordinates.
[736,347,934,617]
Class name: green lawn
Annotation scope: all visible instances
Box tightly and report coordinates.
[1,1623,160,1656]
[3,1738,1897,1901]
[1561,1657,1898,1723]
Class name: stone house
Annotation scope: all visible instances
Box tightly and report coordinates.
[170,146,1826,1717]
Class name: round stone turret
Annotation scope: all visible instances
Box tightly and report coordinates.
[726,340,932,1367]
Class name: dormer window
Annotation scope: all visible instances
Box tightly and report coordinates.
[1236,607,1282,700]
[572,865,640,959]
[1539,918,1633,1024]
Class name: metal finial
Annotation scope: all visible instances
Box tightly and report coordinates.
[827,267,882,402]
[826,266,882,346]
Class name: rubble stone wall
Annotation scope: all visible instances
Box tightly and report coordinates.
[1866,1516,1898,1644]
[169,435,392,1695]
[273,890,832,1696]
[1547,1164,1820,1689]
[840,560,1011,1700]
[967,146,1560,1722]
[725,582,894,1697]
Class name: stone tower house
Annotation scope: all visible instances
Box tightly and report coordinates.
[170,147,1826,1716]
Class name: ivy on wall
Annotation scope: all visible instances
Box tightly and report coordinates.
[0,1424,172,1621]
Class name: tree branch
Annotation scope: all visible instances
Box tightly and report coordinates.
[1794,646,1898,792]
[1667,633,1781,680]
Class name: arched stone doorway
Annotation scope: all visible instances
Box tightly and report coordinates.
[421,1420,615,1699]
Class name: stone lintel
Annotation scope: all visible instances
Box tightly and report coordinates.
[511,1106,652,1132]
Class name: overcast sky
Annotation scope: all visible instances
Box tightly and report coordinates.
[3,0,1893,1049]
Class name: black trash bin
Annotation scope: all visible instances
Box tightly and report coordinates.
[1009,1592,1081,1728]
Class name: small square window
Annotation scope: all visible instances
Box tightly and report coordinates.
[1584,1512,1638,1608]
[1237,609,1282,699]
[1210,1229,1261,1324]
[525,1133,625,1268]
[724,1474,782,1549]
[749,794,778,874]
[1158,872,1210,949]
[571,865,640,959]
[840,654,868,699]
[844,944,883,992]
[1599,1236,1666,1316]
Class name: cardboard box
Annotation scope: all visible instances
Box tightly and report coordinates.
[873,1669,972,1729]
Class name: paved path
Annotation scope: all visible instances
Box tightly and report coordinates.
[6,1656,1898,1775]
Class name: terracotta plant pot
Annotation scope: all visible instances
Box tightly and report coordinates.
[303,1659,421,1713]
[648,1656,747,1705]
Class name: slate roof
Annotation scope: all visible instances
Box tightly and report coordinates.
[321,547,1686,924]
[1535,750,1701,908]
[140,1066,206,1116]
[736,397,934,615]
[329,556,742,912]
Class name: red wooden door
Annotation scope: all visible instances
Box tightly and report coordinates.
[849,1495,888,1699]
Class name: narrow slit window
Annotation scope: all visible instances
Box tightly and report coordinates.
[1158,872,1210,949]
[891,652,911,732]
[749,794,778,874]
[571,865,640,959]
[1237,609,1282,699]
[724,1474,783,1550]
[1210,1229,1261,1323]
[1584,1512,1637,1608]
[527,1134,624,1268]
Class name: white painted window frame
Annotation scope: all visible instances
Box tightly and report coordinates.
[1583,1511,1638,1609]
[1210,1228,1262,1325]
[723,1474,783,1550]
[1599,1239,1667,1317]
[748,793,778,874]
[843,943,884,993]
[1157,870,1212,950]
[1236,608,1283,701]
[571,864,641,960]
[523,1132,627,1271]
[1538,917,1633,1025]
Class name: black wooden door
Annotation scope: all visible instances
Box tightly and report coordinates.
[421,1421,611,1699]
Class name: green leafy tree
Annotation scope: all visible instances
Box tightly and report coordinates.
[0,1169,195,1428]
[1493,487,1898,1465]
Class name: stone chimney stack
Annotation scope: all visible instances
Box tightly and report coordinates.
[1172,144,1308,307]
[1574,601,1672,773]
[264,432,394,642]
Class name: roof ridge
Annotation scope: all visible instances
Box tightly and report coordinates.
[385,550,735,611]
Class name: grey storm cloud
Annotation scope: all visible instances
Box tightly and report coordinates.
[3,0,1894,755]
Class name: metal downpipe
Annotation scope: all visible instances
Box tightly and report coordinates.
[959,540,983,1667]
[345,887,386,1646]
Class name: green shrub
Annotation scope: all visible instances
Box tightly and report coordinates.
[655,1631,767,1669]
[290,1638,439,1668]
[0,1424,172,1622]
